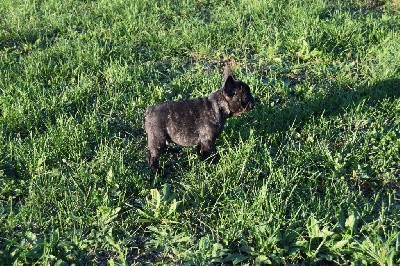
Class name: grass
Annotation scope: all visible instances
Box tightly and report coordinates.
[1,0,399,264]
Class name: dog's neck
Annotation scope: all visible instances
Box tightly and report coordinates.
[208,90,231,119]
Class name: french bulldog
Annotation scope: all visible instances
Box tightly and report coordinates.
[145,64,255,171]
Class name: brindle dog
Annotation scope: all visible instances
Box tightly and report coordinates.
[145,64,255,171]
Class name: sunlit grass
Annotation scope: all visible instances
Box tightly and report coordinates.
[1,0,399,264]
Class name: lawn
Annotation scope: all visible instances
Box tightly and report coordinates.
[1,0,399,264]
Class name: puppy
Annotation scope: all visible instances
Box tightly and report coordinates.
[145,64,255,171]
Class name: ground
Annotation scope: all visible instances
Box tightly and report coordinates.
[0,0,399,264]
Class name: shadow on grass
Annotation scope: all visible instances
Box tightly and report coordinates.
[252,78,400,136]
[244,77,399,194]
[0,28,62,56]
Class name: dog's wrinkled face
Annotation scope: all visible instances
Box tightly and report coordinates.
[223,76,255,116]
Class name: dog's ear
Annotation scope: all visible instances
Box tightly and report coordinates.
[223,75,236,97]
[223,64,233,80]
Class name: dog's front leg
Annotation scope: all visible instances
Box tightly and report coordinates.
[198,139,220,163]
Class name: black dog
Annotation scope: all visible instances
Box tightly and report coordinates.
[145,64,255,171]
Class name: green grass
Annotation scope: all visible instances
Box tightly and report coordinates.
[1,0,399,264]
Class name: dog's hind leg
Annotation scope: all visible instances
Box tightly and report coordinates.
[146,133,167,172]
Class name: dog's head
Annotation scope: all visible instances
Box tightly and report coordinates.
[222,65,255,116]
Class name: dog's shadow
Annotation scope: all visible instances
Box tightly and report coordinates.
[250,78,399,139]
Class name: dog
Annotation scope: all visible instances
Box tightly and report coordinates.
[145,64,255,171]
